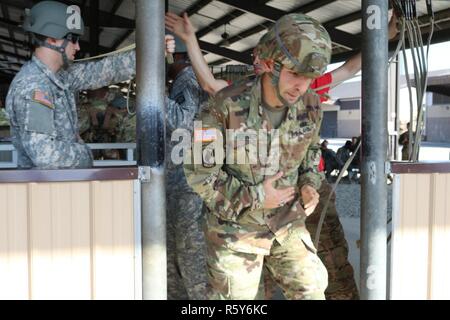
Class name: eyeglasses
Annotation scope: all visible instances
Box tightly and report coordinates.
[65,33,80,44]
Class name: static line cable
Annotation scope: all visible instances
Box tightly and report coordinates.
[412,17,434,160]
[400,25,415,160]
[314,141,361,248]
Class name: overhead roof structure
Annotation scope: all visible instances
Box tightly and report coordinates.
[0,0,449,80]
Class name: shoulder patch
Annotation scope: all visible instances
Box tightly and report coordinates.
[32,90,54,109]
[194,128,218,143]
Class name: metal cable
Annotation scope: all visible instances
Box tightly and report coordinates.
[314,141,361,248]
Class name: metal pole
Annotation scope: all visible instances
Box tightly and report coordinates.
[136,0,167,300]
[361,0,389,300]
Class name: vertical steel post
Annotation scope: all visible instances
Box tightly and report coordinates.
[136,0,167,299]
[361,0,389,300]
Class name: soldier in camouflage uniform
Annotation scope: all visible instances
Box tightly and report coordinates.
[166,36,210,300]
[77,93,94,143]
[256,25,360,300]
[5,1,174,169]
[184,14,332,300]
[116,111,136,143]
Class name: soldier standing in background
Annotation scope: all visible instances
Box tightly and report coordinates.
[166,36,210,300]
[398,122,413,160]
[0,99,10,139]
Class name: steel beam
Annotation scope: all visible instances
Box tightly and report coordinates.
[360,0,389,300]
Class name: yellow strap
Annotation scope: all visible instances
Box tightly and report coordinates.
[74,44,136,62]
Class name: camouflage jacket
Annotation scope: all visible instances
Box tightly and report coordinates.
[0,108,9,127]
[6,51,135,169]
[184,77,323,255]
[166,66,208,193]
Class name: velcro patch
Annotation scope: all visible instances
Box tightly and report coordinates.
[194,128,217,143]
[32,90,53,109]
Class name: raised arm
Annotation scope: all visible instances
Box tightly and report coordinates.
[330,12,398,86]
[165,12,228,95]
[66,35,175,92]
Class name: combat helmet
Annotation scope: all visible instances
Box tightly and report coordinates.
[255,14,332,104]
[23,1,85,68]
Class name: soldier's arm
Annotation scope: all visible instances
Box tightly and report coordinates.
[330,13,398,87]
[183,100,265,222]
[166,95,199,132]
[12,94,93,169]
[66,51,136,92]
[165,12,228,96]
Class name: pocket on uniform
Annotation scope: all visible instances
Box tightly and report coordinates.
[25,101,56,135]
[206,262,231,299]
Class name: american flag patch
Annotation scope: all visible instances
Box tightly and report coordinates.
[194,128,217,143]
[33,90,53,109]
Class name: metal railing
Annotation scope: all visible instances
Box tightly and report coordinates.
[0,143,137,168]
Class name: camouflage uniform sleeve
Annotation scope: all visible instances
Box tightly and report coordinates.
[66,50,135,92]
[165,96,198,132]
[183,99,265,222]
[298,117,324,191]
[13,95,93,169]
[167,75,205,132]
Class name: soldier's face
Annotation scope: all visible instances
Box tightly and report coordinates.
[65,40,81,61]
[53,39,80,61]
[278,67,312,104]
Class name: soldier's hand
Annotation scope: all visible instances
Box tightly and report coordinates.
[165,12,195,43]
[300,184,320,216]
[262,171,296,209]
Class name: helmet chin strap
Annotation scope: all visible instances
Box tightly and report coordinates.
[33,35,72,69]
[269,61,302,107]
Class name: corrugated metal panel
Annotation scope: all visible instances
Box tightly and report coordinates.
[0,184,29,300]
[0,28,10,38]
[429,173,450,299]
[308,0,360,24]
[115,0,136,19]
[390,173,450,299]
[99,28,125,48]
[169,0,197,14]
[91,180,135,300]
[0,180,137,300]
[99,0,112,12]
[336,19,361,35]
[28,182,92,299]
[7,6,24,23]
[266,0,314,11]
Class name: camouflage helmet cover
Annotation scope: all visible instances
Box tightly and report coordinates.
[256,13,332,78]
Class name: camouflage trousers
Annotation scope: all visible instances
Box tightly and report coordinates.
[206,225,328,300]
[264,181,360,300]
[167,190,208,300]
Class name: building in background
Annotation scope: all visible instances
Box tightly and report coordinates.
[320,69,450,143]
